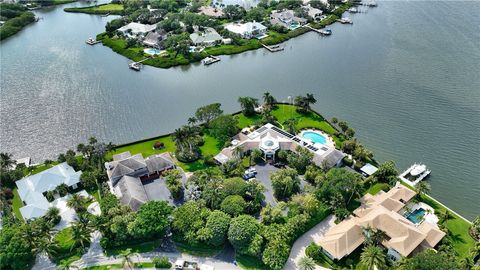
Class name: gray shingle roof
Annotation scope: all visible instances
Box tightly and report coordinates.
[116,176,148,211]
[145,153,175,173]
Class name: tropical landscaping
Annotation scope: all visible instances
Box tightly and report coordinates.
[0,3,35,41]
[63,0,355,69]
[1,93,478,270]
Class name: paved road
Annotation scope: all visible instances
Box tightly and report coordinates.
[254,164,279,206]
[284,215,336,270]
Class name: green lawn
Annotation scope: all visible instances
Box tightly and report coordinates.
[84,263,153,270]
[174,241,223,257]
[364,182,390,195]
[400,182,475,258]
[52,0,76,5]
[52,227,85,265]
[64,3,124,14]
[419,194,475,258]
[11,188,24,221]
[236,254,269,270]
[105,240,161,256]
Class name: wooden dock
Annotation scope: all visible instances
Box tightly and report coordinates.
[304,25,331,35]
[261,44,284,52]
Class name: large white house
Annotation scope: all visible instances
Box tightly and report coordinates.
[190,27,223,47]
[225,21,267,39]
[16,163,81,220]
[117,22,157,38]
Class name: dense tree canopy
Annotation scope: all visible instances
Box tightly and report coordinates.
[228,215,262,255]
[129,201,173,239]
[270,168,300,200]
[194,103,223,124]
[0,225,35,270]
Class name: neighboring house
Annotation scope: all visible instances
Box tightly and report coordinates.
[360,163,378,177]
[143,30,166,48]
[189,27,223,47]
[105,151,176,211]
[318,183,446,261]
[117,22,156,39]
[270,9,307,29]
[214,123,345,168]
[198,6,225,18]
[303,4,323,21]
[225,21,267,39]
[15,163,81,220]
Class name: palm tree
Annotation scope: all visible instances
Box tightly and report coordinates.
[0,152,15,170]
[283,118,298,135]
[362,226,375,245]
[67,194,87,212]
[437,209,452,225]
[360,245,386,270]
[262,92,276,111]
[250,148,263,166]
[233,147,243,161]
[415,181,431,198]
[371,229,388,246]
[298,256,316,270]
[118,248,136,270]
[34,235,59,258]
[238,96,259,116]
[187,117,197,126]
[70,222,91,251]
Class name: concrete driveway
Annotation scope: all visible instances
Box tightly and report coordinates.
[254,164,279,206]
[284,215,336,270]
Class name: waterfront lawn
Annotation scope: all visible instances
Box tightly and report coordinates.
[401,183,475,258]
[64,3,124,14]
[52,0,76,5]
[419,194,476,258]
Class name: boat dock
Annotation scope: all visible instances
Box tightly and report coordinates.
[128,58,149,71]
[262,44,284,52]
[399,163,431,186]
[86,37,100,45]
[305,25,332,35]
[202,55,221,65]
[101,13,110,17]
[337,18,353,24]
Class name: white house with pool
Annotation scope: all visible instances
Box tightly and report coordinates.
[214,123,345,167]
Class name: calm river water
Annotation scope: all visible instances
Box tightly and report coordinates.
[0,1,479,219]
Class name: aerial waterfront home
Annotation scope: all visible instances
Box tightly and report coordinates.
[270,9,307,29]
[142,29,167,48]
[318,183,446,261]
[189,27,223,47]
[105,151,176,210]
[303,4,324,21]
[225,21,268,39]
[15,163,81,220]
[117,22,157,39]
[197,6,225,18]
[214,123,345,167]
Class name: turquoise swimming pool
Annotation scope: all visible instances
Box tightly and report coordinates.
[405,208,426,224]
[302,131,327,144]
[144,48,161,55]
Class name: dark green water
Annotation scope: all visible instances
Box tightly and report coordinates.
[1,1,479,219]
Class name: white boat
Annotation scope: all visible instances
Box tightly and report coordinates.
[85,37,98,45]
[202,56,220,65]
[340,17,353,24]
[348,7,358,13]
[367,1,377,7]
[410,164,427,177]
[128,62,142,71]
[319,28,332,35]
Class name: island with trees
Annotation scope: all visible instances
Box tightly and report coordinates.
[0,3,36,41]
[64,0,355,69]
[1,93,478,270]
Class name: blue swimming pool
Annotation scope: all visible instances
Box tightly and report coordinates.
[302,131,327,144]
[406,208,426,224]
[144,48,161,55]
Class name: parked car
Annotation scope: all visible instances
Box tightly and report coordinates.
[244,167,257,175]
[243,172,256,180]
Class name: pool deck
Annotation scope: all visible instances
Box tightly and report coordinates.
[299,129,336,148]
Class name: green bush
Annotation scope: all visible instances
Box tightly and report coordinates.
[343,157,353,167]
[152,256,171,268]
[305,242,323,261]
